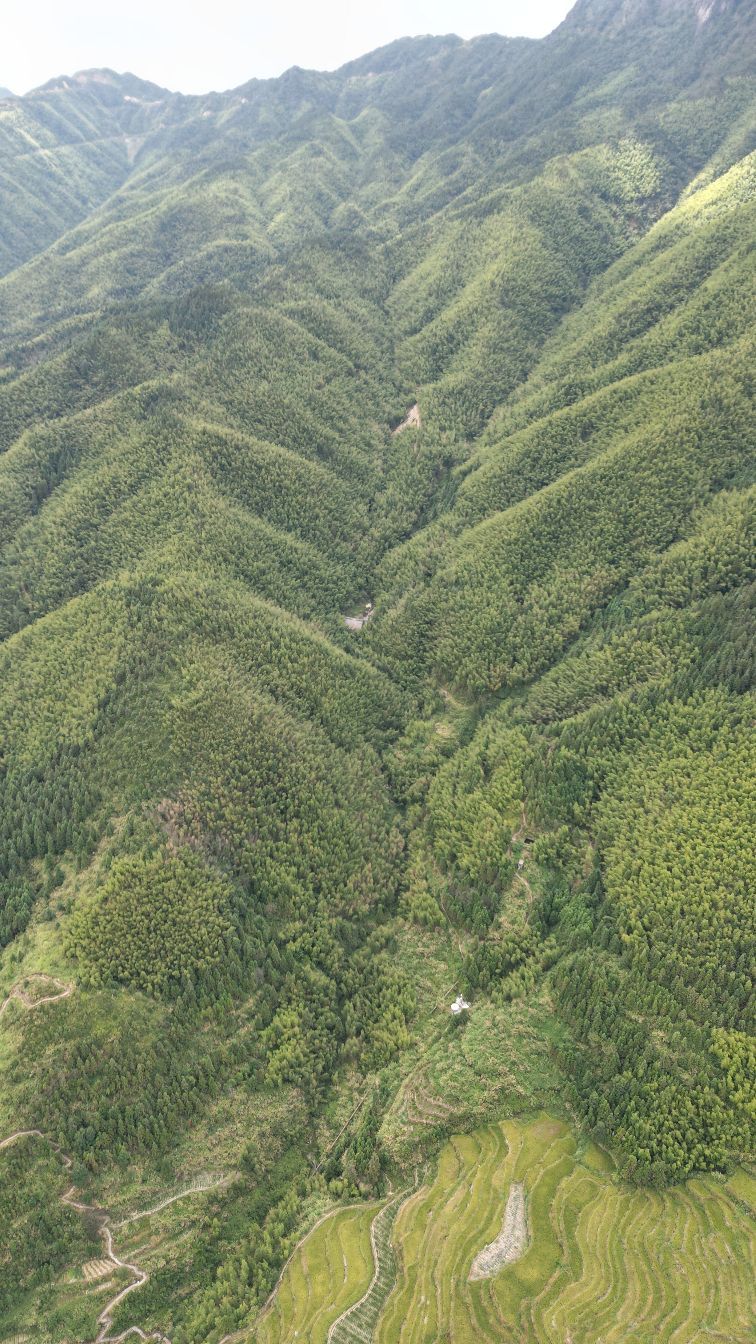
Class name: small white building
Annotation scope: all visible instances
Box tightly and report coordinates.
[451,994,471,1015]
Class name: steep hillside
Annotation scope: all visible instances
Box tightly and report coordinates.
[0,2,753,1340]
[0,70,177,276]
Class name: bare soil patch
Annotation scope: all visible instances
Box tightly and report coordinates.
[392,403,421,435]
[468,1181,528,1280]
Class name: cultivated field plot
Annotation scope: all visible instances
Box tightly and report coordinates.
[255,1201,381,1343]
[376,1115,756,1343]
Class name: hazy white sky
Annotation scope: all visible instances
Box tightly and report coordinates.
[3,2,573,96]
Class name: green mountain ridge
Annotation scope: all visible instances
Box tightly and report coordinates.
[0,0,753,1339]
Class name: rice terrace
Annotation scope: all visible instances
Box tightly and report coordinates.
[258,1116,756,1343]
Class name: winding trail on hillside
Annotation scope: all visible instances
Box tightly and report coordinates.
[0,973,226,1342]
[0,1126,226,1343]
[0,972,73,1018]
[0,1126,48,1151]
[2,973,401,1344]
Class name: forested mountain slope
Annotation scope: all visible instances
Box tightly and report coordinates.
[0,1,754,1340]
[0,70,176,277]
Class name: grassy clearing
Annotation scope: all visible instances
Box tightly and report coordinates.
[374,1115,755,1343]
[254,1202,382,1344]
[379,981,566,1170]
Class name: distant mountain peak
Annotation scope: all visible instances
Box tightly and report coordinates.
[30,67,170,100]
[562,0,739,31]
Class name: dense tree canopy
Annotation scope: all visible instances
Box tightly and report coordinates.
[0,0,754,1336]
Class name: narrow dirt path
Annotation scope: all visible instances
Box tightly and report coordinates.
[113,1179,230,1231]
[1,977,225,1342]
[0,1126,47,1150]
[0,972,73,1018]
[0,1127,225,1343]
[515,870,533,903]
[96,1221,168,1344]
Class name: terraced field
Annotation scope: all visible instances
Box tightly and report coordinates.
[375,1116,755,1343]
[329,1193,407,1344]
[255,1202,382,1344]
